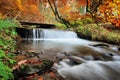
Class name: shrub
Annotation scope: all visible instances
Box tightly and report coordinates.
[0,19,18,28]
[0,18,19,80]
[55,23,67,29]
[69,17,94,27]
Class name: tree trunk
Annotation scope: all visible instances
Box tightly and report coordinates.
[47,0,70,28]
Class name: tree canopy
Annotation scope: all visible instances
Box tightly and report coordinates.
[0,0,120,28]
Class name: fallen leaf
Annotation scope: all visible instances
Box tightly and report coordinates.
[18,60,27,65]
[12,60,27,70]
[49,72,55,78]
[38,76,43,80]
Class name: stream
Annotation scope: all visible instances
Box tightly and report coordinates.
[16,28,120,80]
[17,29,120,60]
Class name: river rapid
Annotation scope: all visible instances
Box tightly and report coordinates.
[16,29,120,80]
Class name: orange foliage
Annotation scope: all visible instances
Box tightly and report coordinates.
[0,0,19,18]
[3,0,120,27]
[26,0,39,5]
[16,0,23,11]
[57,0,87,20]
[67,12,82,20]
[0,0,89,23]
[18,0,45,22]
[38,76,44,80]
[0,0,45,23]
[98,0,120,28]
[77,0,86,7]
[58,0,67,6]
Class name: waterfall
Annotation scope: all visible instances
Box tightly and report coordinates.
[20,28,94,45]
[33,28,41,39]
[32,29,77,40]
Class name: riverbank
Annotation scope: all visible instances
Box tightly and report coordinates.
[55,22,120,45]
[15,23,120,80]
[76,23,120,45]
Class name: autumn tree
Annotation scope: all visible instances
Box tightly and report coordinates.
[85,0,120,28]
[98,0,120,28]
[0,0,45,23]
[0,0,20,18]
[85,0,104,23]
[16,0,45,22]
[47,0,70,28]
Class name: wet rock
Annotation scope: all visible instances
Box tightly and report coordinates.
[15,50,26,55]
[55,52,69,62]
[15,50,21,55]
[23,51,42,58]
[94,56,104,60]
[25,53,35,58]
[39,50,45,54]
[108,53,114,56]
[90,43,109,48]
[26,50,36,53]
[83,55,94,60]
[118,47,120,51]
[66,55,86,64]
[95,53,113,61]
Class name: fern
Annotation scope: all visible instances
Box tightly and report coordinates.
[0,62,13,80]
[0,18,19,80]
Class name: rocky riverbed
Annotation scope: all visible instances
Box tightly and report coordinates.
[14,38,120,80]
[15,29,120,80]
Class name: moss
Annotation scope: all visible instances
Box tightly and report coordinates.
[77,24,120,44]
[55,17,94,29]
[69,17,94,27]
[55,23,67,29]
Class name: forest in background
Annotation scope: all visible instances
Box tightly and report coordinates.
[0,0,120,28]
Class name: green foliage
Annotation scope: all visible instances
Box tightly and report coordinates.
[82,17,94,24]
[55,17,94,29]
[77,24,120,44]
[55,23,67,29]
[0,18,19,80]
[70,20,83,26]
[0,62,13,80]
[70,17,94,27]
[0,49,15,80]
[0,19,19,29]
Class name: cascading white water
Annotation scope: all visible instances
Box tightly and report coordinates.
[22,28,95,45]
[33,28,41,39]
[18,28,120,80]
[32,29,78,40]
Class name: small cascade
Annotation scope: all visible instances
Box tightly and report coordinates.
[33,28,41,39]
[32,29,78,40]
[40,29,77,39]
[17,28,78,40]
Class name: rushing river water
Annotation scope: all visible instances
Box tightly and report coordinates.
[17,28,120,80]
[17,29,120,60]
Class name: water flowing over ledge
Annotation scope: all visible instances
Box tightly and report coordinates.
[17,28,97,45]
[33,29,78,40]
[18,28,78,40]
[16,28,120,80]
